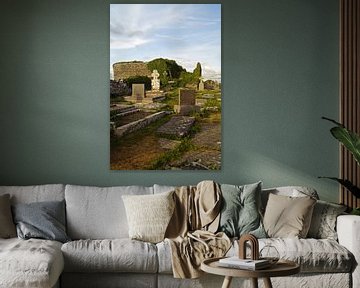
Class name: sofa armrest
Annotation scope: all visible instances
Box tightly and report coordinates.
[337,215,360,288]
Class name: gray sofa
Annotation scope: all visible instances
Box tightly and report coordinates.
[0,184,359,288]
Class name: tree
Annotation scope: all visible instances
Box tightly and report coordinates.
[124,76,151,90]
[147,58,185,86]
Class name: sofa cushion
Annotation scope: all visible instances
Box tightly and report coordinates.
[61,239,158,273]
[0,238,64,288]
[261,186,319,213]
[122,191,175,243]
[218,182,266,238]
[232,238,353,273]
[61,273,157,288]
[153,184,176,194]
[307,200,347,240]
[0,194,16,238]
[158,237,353,274]
[12,200,70,243]
[0,184,65,204]
[263,193,316,238]
[261,238,353,273]
[65,185,153,239]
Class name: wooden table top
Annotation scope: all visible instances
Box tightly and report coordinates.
[201,257,300,278]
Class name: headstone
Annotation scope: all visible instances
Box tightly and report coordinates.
[198,77,204,91]
[179,89,196,105]
[174,89,199,115]
[132,84,145,102]
[151,70,160,91]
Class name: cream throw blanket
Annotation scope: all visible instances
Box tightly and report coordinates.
[165,181,231,278]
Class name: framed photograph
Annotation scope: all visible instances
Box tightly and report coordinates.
[110,4,221,170]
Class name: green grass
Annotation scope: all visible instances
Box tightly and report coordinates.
[110,115,171,147]
[149,138,194,170]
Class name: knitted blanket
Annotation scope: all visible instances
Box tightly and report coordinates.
[165,180,231,278]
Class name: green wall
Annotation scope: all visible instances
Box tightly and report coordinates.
[0,0,340,202]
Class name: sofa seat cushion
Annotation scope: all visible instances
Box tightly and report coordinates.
[61,239,158,273]
[230,238,353,273]
[0,238,64,288]
[157,238,353,274]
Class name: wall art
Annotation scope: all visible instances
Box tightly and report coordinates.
[110,4,221,170]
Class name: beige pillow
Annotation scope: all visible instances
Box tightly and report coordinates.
[263,193,316,238]
[0,194,17,238]
[122,191,175,243]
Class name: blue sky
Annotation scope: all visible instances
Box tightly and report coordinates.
[110,4,221,81]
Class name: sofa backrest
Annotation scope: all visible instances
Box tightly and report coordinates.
[153,184,176,194]
[261,186,319,213]
[0,184,65,204]
[65,184,153,240]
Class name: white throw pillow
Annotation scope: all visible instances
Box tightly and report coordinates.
[122,191,175,243]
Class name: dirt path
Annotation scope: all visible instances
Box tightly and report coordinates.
[168,119,221,170]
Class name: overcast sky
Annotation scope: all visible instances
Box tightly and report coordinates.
[110,4,221,81]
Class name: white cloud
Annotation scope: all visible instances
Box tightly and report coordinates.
[110,4,221,81]
[110,37,151,50]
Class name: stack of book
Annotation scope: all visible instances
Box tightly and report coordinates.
[218,257,271,270]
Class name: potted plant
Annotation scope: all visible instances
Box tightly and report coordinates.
[320,117,360,215]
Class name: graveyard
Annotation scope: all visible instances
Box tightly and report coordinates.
[110,67,221,170]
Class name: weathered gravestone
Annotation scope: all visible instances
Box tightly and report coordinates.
[179,89,196,105]
[198,78,204,91]
[132,84,145,102]
[174,89,199,115]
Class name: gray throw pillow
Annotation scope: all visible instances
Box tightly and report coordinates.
[307,200,347,240]
[0,194,17,238]
[218,182,266,238]
[12,200,70,243]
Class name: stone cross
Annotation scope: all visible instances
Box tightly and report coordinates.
[151,70,160,91]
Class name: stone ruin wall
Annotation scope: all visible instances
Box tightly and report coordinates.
[113,62,152,81]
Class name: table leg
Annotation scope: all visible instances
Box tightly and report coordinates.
[263,277,273,288]
[221,276,232,288]
[251,278,258,288]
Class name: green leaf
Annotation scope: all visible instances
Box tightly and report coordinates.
[351,208,360,215]
[321,116,344,127]
[330,126,360,165]
[318,177,360,198]
[322,117,360,165]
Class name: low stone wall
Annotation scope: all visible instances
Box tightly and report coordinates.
[114,111,168,137]
[110,105,137,116]
[111,108,140,121]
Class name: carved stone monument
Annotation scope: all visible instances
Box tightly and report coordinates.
[151,69,160,91]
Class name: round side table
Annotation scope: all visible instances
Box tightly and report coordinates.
[201,257,300,288]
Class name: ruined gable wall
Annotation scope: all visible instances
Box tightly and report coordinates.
[113,62,151,81]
